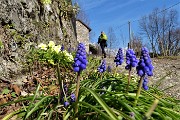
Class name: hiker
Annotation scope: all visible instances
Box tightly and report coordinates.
[98,31,108,58]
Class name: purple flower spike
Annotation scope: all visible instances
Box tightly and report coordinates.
[125,49,138,70]
[114,48,124,66]
[136,47,154,77]
[98,59,106,73]
[136,47,154,91]
[73,67,80,72]
[61,45,64,51]
[73,43,88,72]
[142,77,149,90]
[63,84,68,93]
[129,112,135,118]
[64,101,70,108]
[68,47,71,53]
[70,93,76,103]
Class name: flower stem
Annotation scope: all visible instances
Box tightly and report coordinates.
[75,71,81,119]
[134,76,144,106]
[126,67,132,92]
[57,63,62,105]
[62,80,67,100]
[100,73,103,80]
[144,99,159,119]
[113,66,118,77]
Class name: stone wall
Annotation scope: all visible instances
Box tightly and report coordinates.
[0,0,78,80]
[76,20,91,53]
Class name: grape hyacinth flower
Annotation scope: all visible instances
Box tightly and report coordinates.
[73,43,88,114]
[68,47,71,53]
[143,76,149,90]
[98,59,106,80]
[98,59,106,73]
[73,43,88,72]
[61,45,64,51]
[135,47,154,105]
[129,112,135,119]
[136,47,154,77]
[114,48,124,66]
[61,84,75,108]
[125,49,138,70]
[64,101,70,108]
[125,49,138,92]
[70,93,76,103]
[136,47,153,91]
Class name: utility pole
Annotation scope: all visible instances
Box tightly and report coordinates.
[128,21,131,49]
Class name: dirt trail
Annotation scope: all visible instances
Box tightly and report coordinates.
[105,57,180,99]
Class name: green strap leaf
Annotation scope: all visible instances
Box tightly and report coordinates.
[2,109,25,120]
[82,87,119,120]
[25,96,51,119]
[160,107,180,119]
[79,101,112,120]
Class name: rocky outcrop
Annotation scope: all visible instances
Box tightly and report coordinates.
[0,0,78,79]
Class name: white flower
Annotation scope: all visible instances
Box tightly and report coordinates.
[38,43,47,50]
[63,50,73,62]
[48,41,55,48]
[45,4,51,11]
[53,45,61,53]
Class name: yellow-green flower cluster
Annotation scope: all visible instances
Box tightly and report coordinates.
[38,43,47,50]
[40,0,51,5]
[62,50,74,62]
[38,41,73,65]
[38,41,60,52]
[48,41,55,48]
[53,45,61,53]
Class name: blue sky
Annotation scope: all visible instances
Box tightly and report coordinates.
[75,0,180,49]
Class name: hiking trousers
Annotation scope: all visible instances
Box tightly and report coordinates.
[100,41,107,58]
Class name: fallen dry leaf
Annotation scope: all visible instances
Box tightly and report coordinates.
[6,93,12,99]
[11,84,21,96]
[0,97,7,105]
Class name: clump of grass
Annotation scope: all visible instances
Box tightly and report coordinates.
[1,45,180,120]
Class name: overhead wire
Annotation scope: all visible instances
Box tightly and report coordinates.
[114,1,180,30]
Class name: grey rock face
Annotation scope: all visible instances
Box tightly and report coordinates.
[0,0,77,46]
[0,0,78,79]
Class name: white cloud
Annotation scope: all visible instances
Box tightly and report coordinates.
[78,0,109,11]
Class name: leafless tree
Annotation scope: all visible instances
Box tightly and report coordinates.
[119,29,127,48]
[139,8,179,56]
[165,27,180,55]
[76,9,90,26]
[73,0,90,26]
[107,27,117,58]
[130,35,143,56]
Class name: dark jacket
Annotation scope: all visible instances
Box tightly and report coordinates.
[98,34,107,47]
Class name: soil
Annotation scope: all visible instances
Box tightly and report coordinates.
[105,57,180,99]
